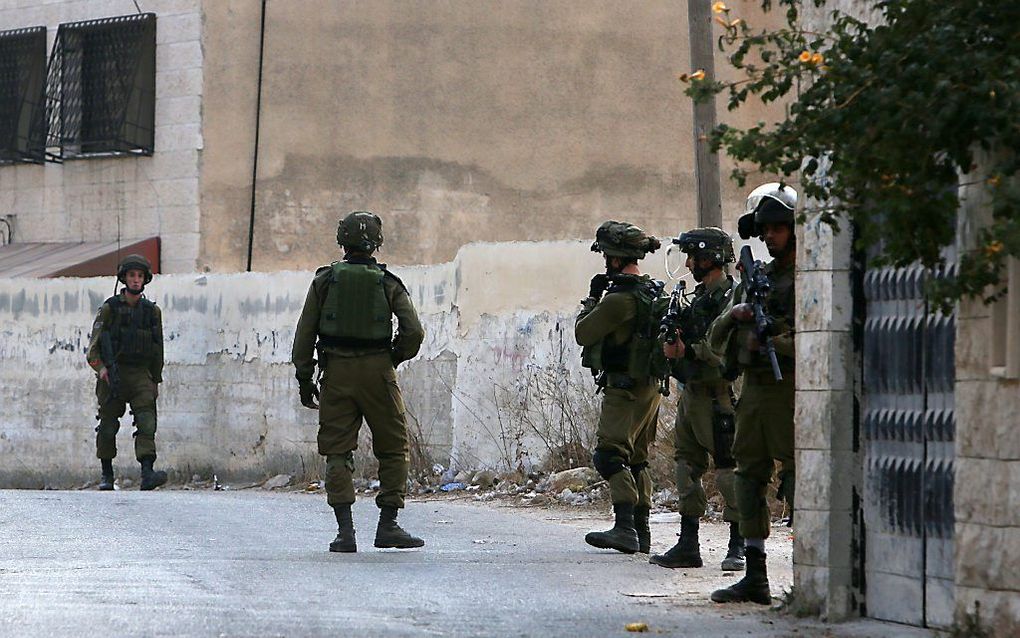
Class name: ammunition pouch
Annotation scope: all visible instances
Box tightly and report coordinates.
[603,372,636,390]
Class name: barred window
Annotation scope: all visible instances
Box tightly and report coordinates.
[0,26,47,164]
[45,13,155,161]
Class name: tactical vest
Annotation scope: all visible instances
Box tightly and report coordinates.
[318,261,393,348]
[581,278,670,385]
[675,277,734,382]
[105,295,159,366]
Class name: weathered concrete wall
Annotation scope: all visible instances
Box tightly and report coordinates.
[0,240,654,486]
[199,0,786,272]
[0,0,205,274]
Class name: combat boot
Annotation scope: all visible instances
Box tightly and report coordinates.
[710,546,771,605]
[329,504,357,553]
[634,506,651,554]
[374,506,425,549]
[585,503,639,554]
[721,521,746,571]
[98,459,115,491]
[139,456,168,491]
[649,515,702,567]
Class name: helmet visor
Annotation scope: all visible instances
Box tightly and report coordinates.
[745,182,797,216]
[665,243,687,280]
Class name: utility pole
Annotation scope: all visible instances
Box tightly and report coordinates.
[688,0,722,228]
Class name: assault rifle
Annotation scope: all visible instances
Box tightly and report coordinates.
[99,331,122,402]
[657,280,686,396]
[658,280,686,346]
[738,245,783,382]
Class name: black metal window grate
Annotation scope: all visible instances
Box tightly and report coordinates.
[45,13,156,161]
[0,26,47,164]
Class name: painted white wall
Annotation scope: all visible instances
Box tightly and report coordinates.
[0,240,670,485]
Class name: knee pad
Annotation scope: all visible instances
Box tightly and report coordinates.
[674,459,691,482]
[592,449,626,480]
[327,452,356,474]
[629,461,649,480]
[133,410,157,435]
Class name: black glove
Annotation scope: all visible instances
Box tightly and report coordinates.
[588,273,610,300]
[298,379,320,410]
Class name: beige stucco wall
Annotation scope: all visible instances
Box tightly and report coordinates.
[197,0,786,273]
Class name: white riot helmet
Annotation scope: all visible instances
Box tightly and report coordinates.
[737,183,798,240]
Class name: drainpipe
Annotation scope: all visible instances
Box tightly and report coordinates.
[246,0,268,271]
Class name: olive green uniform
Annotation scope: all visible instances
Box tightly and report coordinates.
[708,260,795,540]
[576,276,661,507]
[671,275,739,522]
[86,293,164,461]
[291,256,424,510]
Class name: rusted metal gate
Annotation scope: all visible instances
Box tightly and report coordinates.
[860,261,955,628]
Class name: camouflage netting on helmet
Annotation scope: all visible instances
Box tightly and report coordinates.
[591,220,662,259]
[117,254,153,284]
[337,211,384,253]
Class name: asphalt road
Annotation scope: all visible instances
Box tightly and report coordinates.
[0,490,931,637]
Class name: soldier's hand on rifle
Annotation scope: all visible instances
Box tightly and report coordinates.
[588,273,610,300]
[298,379,320,410]
[745,330,761,352]
[662,330,685,359]
[730,303,754,322]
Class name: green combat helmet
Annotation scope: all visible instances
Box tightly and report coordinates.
[591,220,661,259]
[116,254,153,285]
[337,211,384,253]
[674,227,735,265]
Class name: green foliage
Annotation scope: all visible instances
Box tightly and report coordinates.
[687,0,1020,309]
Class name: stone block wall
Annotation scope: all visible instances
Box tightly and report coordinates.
[952,175,1020,637]
[792,208,859,620]
[0,0,203,273]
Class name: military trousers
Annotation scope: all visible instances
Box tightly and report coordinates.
[732,370,795,539]
[95,365,158,461]
[318,352,409,510]
[593,381,660,508]
[673,380,738,522]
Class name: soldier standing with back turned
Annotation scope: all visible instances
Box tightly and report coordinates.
[86,254,168,491]
[707,184,798,605]
[292,211,426,553]
[576,221,664,555]
[650,227,745,572]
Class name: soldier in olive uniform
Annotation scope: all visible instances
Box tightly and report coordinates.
[650,227,745,571]
[576,221,664,554]
[86,254,168,491]
[707,183,798,605]
[292,211,426,553]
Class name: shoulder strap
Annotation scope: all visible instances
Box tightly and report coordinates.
[381,267,409,295]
